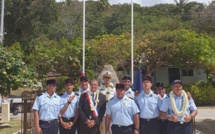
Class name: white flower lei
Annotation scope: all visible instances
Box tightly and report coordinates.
[100,82,114,101]
[170,90,188,116]
[89,90,100,111]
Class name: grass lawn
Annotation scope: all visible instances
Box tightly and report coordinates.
[0,118,21,134]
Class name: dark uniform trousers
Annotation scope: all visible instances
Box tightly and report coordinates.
[167,121,192,134]
[78,122,100,134]
[111,124,134,134]
[158,119,168,134]
[59,117,76,134]
[140,118,160,134]
[39,119,58,134]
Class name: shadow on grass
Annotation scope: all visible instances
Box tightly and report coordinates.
[195,119,215,134]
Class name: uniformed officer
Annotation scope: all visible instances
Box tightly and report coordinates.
[122,75,135,99]
[156,82,168,134]
[32,79,61,134]
[99,72,116,101]
[105,83,140,134]
[75,76,90,97]
[79,80,106,134]
[75,75,90,134]
[59,78,79,134]
[160,80,198,134]
[99,72,116,134]
[135,75,160,134]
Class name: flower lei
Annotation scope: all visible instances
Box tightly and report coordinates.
[170,90,188,116]
[89,90,100,111]
[100,82,114,101]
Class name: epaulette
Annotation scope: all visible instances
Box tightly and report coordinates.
[37,93,43,97]
[128,97,134,100]
[75,92,79,96]
[58,93,64,96]
[108,97,114,102]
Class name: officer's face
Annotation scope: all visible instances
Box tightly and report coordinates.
[123,80,131,90]
[90,81,98,93]
[81,80,88,90]
[65,83,74,92]
[103,78,110,85]
[46,84,57,93]
[172,83,182,96]
[142,80,152,93]
[116,88,125,99]
[156,87,166,96]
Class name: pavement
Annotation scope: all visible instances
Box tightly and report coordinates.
[196,106,215,120]
[1,107,215,134]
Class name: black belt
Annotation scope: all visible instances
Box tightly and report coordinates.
[112,124,133,128]
[39,119,58,124]
[140,117,158,122]
[61,117,75,121]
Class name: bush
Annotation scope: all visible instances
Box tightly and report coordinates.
[163,80,215,106]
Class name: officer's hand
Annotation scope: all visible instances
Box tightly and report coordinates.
[105,130,110,134]
[68,121,74,127]
[184,114,191,122]
[36,126,42,134]
[133,129,139,134]
[85,120,91,125]
[88,120,96,128]
[68,95,75,103]
[170,115,178,122]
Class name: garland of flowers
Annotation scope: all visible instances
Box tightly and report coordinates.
[85,91,100,118]
[100,82,114,101]
[170,90,188,116]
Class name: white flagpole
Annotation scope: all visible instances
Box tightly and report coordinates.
[0,0,5,43]
[83,0,86,73]
[131,0,134,83]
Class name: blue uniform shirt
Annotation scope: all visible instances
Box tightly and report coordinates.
[75,87,89,97]
[135,90,159,119]
[106,95,139,126]
[60,92,79,118]
[160,93,197,122]
[125,88,135,99]
[158,94,167,109]
[32,91,61,121]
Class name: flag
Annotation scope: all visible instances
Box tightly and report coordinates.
[80,70,85,77]
[132,68,143,92]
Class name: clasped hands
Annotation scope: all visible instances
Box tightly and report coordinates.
[170,114,192,122]
[85,119,96,128]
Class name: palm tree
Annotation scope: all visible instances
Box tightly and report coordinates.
[174,0,190,15]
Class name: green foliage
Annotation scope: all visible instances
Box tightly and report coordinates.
[0,44,35,94]
[26,37,82,79]
[183,81,215,106]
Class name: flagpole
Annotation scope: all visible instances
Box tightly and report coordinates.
[131,0,134,83]
[0,0,5,43]
[83,0,86,73]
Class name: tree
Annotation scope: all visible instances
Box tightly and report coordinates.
[26,37,82,80]
[134,29,215,75]
[86,33,131,75]
[0,44,35,94]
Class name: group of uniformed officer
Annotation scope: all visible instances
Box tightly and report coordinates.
[32,73,198,134]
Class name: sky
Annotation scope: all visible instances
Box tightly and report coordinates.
[56,0,214,7]
[109,0,213,7]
